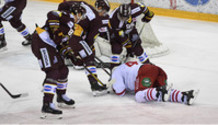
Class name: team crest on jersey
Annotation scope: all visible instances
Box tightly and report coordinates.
[141,78,151,87]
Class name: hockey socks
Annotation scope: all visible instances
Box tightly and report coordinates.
[170,89,199,105]
[135,84,172,103]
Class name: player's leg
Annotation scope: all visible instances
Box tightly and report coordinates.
[31,35,62,118]
[75,40,107,96]
[129,29,150,64]
[41,75,62,116]
[169,89,199,105]
[132,40,150,64]
[56,66,75,108]
[110,39,123,70]
[135,84,172,103]
[9,14,32,46]
[0,22,6,50]
[85,58,107,96]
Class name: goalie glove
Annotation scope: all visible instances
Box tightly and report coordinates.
[141,9,154,23]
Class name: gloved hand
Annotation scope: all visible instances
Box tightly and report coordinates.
[141,10,154,23]
[56,43,72,57]
[70,55,83,66]
[53,30,70,44]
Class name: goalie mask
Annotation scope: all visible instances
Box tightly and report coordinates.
[117,4,131,21]
[95,0,110,13]
[70,2,86,21]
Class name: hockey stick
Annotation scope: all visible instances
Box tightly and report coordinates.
[68,52,107,88]
[83,65,107,88]
[0,83,28,99]
[94,56,111,76]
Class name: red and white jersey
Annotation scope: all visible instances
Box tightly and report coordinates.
[112,61,142,95]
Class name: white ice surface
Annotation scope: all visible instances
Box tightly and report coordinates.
[0,0,218,124]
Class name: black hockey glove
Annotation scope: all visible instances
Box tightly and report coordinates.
[141,10,154,23]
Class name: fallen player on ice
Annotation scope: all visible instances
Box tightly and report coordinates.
[107,59,199,105]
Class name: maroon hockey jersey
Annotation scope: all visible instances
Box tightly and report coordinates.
[58,1,110,47]
[110,3,148,43]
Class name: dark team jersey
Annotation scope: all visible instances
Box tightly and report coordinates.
[110,3,147,36]
[43,10,76,45]
[2,0,26,9]
[58,1,110,46]
[0,0,26,21]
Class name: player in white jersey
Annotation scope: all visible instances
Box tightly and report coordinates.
[111,61,142,94]
[109,60,199,105]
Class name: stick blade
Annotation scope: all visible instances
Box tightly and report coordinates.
[12,93,29,99]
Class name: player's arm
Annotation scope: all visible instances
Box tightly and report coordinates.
[131,3,154,23]
[46,11,73,56]
[85,19,102,47]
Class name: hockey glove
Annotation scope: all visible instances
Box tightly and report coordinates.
[56,44,73,58]
[141,10,154,23]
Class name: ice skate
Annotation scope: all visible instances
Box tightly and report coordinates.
[182,89,199,105]
[40,103,63,119]
[22,34,32,46]
[57,94,75,108]
[91,81,108,96]
[156,83,173,102]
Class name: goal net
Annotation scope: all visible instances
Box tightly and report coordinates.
[64,0,169,59]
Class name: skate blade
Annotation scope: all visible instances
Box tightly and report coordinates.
[40,112,63,119]
[22,41,31,46]
[92,90,108,97]
[188,89,200,105]
[57,103,75,109]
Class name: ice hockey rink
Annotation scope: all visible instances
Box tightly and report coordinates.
[0,0,218,124]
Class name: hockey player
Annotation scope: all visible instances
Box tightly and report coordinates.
[31,4,86,118]
[0,0,32,50]
[109,3,154,69]
[108,60,199,105]
[58,0,111,96]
